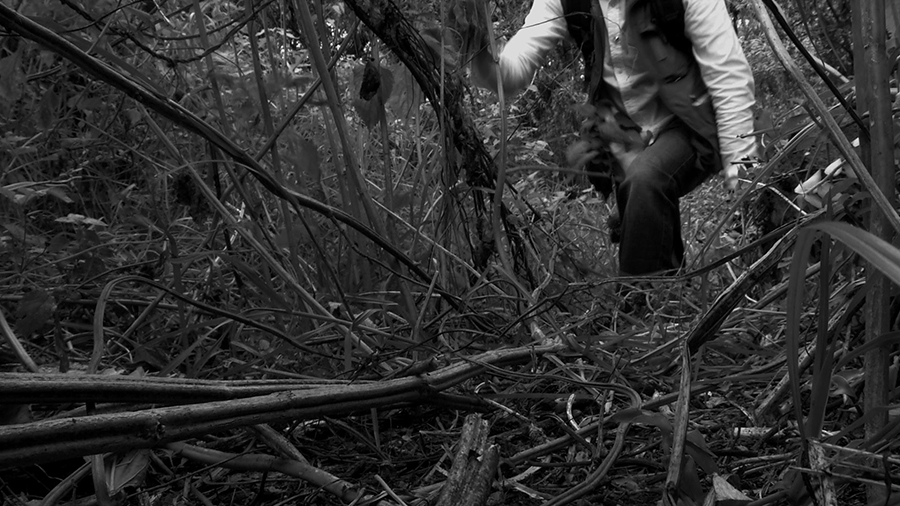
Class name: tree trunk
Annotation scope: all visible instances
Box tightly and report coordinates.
[341,0,533,276]
[852,1,893,503]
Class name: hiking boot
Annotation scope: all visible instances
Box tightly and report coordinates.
[608,211,622,244]
[616,282,650,315]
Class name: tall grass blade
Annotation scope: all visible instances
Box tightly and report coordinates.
[787,220,900,435]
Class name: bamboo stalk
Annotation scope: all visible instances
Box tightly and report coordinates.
[853,0,894,503]
[0,344,561,469]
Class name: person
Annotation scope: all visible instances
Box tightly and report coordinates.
[470,0,758,276]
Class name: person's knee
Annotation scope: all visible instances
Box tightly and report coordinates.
[620,154,671,196]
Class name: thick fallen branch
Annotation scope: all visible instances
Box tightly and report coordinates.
[435,414,499,506]
[0,373,359,404]
[0,344,562,469]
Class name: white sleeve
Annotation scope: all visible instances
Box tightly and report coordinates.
[683,0,758,174]
[497,0,570,96]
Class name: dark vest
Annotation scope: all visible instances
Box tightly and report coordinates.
[562,0,722,174]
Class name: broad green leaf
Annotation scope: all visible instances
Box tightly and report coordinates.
[45,186,73,203]
[15,289,56,337]
[686,430,719,475]
[2,223,27,243]
[352,63,394,129]
[808,222,900,285]
[0,48,24,105]
[387,63,423,123]
[0,186,21,204]
[47,233,71,254]
[831,371,860,399]
[710,474,752,502]
[105,449,150,494]
[56,214,108,227]
[353,96,386,129]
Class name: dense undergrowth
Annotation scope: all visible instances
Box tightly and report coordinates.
[1,0,899,505]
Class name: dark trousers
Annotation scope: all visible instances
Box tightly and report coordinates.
[615,121,710,275]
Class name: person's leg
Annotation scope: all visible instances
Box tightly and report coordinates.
[615,122,709,275]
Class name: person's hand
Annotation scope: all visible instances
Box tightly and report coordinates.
[723,167,740,191]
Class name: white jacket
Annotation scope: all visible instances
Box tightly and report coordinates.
[490,0,757,181]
